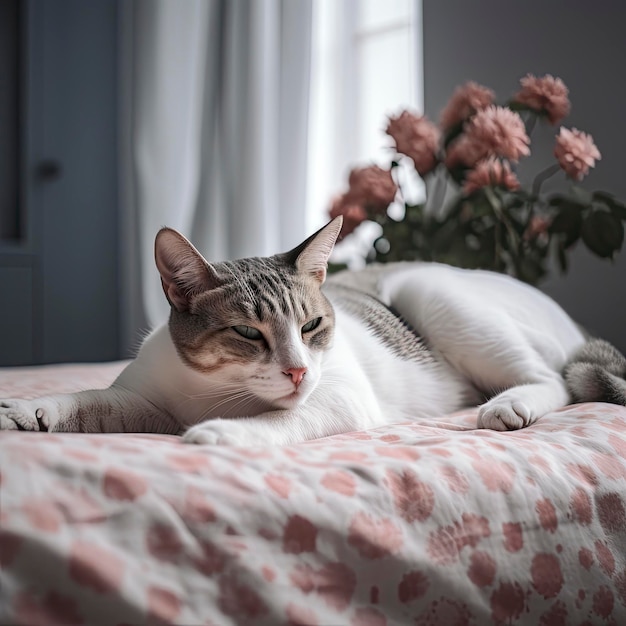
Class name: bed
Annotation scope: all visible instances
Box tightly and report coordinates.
[1,361,625,625]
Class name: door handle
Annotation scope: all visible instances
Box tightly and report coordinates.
[36,160,63,181]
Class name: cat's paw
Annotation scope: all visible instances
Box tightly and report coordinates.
[183,419,255,446]
[0,399,58,432]
[477,396,533,431]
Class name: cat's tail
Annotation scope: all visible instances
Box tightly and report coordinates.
[563,339,626,406]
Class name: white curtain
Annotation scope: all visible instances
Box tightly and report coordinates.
[120,0,313,343]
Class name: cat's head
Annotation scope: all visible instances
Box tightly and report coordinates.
[154,218,343,411]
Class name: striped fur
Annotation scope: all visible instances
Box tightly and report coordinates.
[168,254,335,377]
[323,283,433,363]
[564,339,626,405]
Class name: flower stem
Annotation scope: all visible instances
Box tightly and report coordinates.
[485,186,518,256]
[427,166,448,219]
[523,201,535,240]
[525,163,561,234]
[531,163,561,198]
[392,160,407,206]
[526,112,538,137]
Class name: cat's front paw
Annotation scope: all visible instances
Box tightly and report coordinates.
[0,399,59,432]
[477,396,532,431]
[183,419,255,446]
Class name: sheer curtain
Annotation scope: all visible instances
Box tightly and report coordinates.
[120,0,313,344]
[306,0,422,264]
[119,0,420,354]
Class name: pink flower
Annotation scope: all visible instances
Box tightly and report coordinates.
[329,194,368,237]
[524,215,552,241]
[463,157,521,195]
[386,111,440,176]
[347,165,397,213]
[440,81,495,132]
[467,106,531,161]
[514,74,570,125]
[554,127,601,181]
[446,106,530,168]
[445,136,484,169]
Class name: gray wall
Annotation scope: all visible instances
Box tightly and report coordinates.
[423,0,626,352]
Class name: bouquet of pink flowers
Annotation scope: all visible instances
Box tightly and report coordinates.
[329,75,626,285]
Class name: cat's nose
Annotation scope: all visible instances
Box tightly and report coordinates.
[283,367,307,387]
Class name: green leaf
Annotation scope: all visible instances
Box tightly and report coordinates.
[444,196,466,220]
[612,205,626,221]
[556,239,569,274]
[469,194,494,219]
[430,220,460,253]
[515,256,547,286]
[549,209,583,248]
[405,203,425,224]
[547,194,588,212]
[547,195,567,207]
[507,211,529,236]
[593,190,626,220]
[503,223,521,253]
[447,163,469,186]
[571,186,593,205]
[581,211,624,258]
[503,192,527,210]
[327,262,348,274]
[507,100,530,113]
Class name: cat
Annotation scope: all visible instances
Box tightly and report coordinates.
[1,216,625,445]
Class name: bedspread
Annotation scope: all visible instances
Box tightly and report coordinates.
[1,362,626,625]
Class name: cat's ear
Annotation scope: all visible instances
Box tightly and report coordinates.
[154,228,220,312]
[286,216,343,283]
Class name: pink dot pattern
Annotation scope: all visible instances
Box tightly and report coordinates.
[1,362,626,623]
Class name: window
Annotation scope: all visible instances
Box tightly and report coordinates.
[306,0,423,252]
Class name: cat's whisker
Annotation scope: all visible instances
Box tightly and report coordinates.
[196,390,258,422]
[183,385,246,401]
[226,394,259,417]
[175,379,252,402]
[206,391,254,414]
[174,387,256,421]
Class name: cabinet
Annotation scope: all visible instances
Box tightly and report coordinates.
[0,0,120,366]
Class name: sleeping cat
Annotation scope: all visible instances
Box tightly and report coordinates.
[1,217,625,444]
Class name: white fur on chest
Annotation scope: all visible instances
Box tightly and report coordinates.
[116,326,265,426]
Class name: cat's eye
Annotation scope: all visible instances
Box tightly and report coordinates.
[302,317,322,333]
[232,325,264,340]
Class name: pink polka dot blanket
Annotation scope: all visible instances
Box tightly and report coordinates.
[1,362,625,625]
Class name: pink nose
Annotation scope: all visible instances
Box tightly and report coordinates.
[283,367,307,387]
